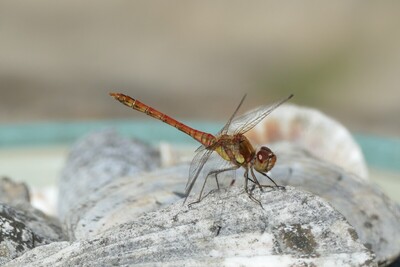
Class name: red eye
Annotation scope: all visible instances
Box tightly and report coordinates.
[255,146,276,172]
[257,147,274,163]
[257,152,265,162]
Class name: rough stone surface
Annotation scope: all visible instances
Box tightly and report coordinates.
[58,130,160,223]
[63,164,186,239]
[266,142,400,265]
[0,203,65,265]
[56,131,399,266]
[0,177,65,265]
[4,187,376,267]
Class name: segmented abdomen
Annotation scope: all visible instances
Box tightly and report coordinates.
[110,93,215,147]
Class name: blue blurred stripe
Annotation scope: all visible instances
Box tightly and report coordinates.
[354,133,400,172]
[0,120,398,172]
[0,120,221,147]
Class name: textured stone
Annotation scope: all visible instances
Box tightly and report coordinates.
[266,142,400,265]
[63,164,185,239]
[4,187,376,267]
[58,130,160,224]
[57,131,400,265]
[0,203,65,265]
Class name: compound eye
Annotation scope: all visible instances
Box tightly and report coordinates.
[257,151,266,163]
[257,147,274,162]
[255,146,276,172]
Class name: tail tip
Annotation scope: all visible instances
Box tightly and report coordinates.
[109,92,125,100]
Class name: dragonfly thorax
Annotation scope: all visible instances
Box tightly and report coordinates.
[253,146,276,173]
[213,134,255,166]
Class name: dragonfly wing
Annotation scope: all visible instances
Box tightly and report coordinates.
[229,94,293,135]
[218,94,247,135]
[194,144,206,153]
[185,148,214,197]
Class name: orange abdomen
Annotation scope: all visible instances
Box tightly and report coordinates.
[110,93,215,147]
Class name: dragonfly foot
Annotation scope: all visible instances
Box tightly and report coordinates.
[248,194,264,209]
[187,188,221,207]
[244,189,264,209]
[188,199,200,208]
[275,185,286,191]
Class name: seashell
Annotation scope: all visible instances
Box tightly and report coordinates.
[245,104,369,179]
[5,187,376,267]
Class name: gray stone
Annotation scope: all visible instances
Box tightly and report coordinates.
[267,142,400,265]
[63,164,185,240]
[58,130,160,223]
[57,131,399,265]
[0,203,65,265]
[4,187,376,267]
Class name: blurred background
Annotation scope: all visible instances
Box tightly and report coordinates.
[0,1,399,212]
[1,1,400,132]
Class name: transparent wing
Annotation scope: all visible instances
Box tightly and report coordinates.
[228,94,293,135]
[186,148,239,200]
[194,144,206,153]
[185,146,214,197]
[218,94,247,135]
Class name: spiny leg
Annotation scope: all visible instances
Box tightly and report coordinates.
[250,167,272,192]
[243,168,271,192]
[256,170,285,190]
[247,168,261,192]
[247,178,257,192]
[212,165,239,190]
[189,165,239,206]
[184,148,214,205]
[243,168,264,209]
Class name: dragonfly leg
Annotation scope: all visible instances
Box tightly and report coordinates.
[250,167,266,192]
[244,168,264,209]
[189,165,240,206]
[256,170,285,189]
[211,165,240,189]
[248,193,264,209]
[189,174,210,206]
[188,177,208,207]
[245,175,258,192]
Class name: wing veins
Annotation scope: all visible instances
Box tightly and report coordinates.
[218,94,247,135]
[185,148,214,197]
[232,94,293,134]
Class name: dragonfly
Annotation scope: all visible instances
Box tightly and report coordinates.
[109,92,293,206]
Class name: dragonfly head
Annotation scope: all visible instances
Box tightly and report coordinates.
[254,146,276,173]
